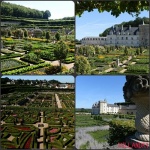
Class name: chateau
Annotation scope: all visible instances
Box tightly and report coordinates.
[92,100,136,115]
[81,23,149,47]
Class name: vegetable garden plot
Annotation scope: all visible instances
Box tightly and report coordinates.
[1,59,29,72]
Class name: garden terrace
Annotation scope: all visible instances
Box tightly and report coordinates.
[76,45,149,75]
[1,36,75,74]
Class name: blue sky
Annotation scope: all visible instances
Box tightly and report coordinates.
[76,76,126,108]
[2,75,74,83]
[76,10,149,40]
[5,1,74,19]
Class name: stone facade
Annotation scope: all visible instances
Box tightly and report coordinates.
[91,100,136,115]
[81,23,149,47]
[81,37,106,45]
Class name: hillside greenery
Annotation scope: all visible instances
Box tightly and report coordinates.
[100,17,149,37]
[1,2,51,19]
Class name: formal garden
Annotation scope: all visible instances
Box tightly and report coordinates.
[1,1,75,75]
[1,32,75,75]
[1,89,75,149]
[75,45,149,75]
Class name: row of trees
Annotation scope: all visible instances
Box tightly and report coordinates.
[1,2,51,19]
[1,77,61,85]
[2,28,61,41]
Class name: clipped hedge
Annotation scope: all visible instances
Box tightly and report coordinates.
[2,63,50,75]
[108,120,136,146]
[1,53,22,60]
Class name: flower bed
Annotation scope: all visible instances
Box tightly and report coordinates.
[50,128,58,133]
[50,136,56,142]
[24,136,32,149]
[16,127,31,131]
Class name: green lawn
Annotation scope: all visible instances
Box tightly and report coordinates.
[76,114,109,127]
[88,130,109,143]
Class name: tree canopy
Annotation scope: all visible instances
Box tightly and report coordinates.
[75,56,91,74]
[43,10,51,19]
[76,1,149,17]
[54,41,69,70]
[1,2,51,19]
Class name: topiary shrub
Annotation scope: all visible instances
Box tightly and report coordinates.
[108,120,136,146]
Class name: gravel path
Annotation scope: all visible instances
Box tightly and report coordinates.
[55,94,62,108]
[33,111,48,149]
[41,59,74,70]
[104,68,114,73]
[76,125,109,149]
[119,69,127,73]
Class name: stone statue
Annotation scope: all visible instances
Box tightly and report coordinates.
[123,75,149,142]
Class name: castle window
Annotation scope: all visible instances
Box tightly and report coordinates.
[131,37,133,40]
[122,37,123,40]
[126,37,128,40]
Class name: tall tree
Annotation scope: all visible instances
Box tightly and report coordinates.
[54,41,68,71]
[24,29,28,38]
[55,32,61,41]
[8,30,12,37]
[43,10,51,19]
[75,56,91,74]
[46,31,50,41]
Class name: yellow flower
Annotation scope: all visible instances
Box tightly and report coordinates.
[98,55,104,59]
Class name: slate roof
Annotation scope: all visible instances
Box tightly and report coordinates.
[109,26,139,35]
[107,104,119,107]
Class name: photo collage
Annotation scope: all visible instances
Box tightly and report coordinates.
[1,1,149,149]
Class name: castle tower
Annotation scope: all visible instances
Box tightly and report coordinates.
[99,100,107,114]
